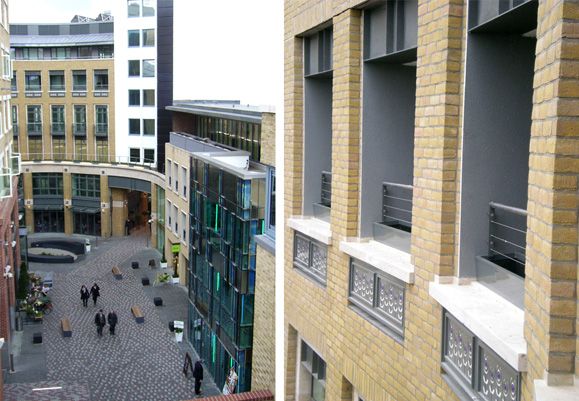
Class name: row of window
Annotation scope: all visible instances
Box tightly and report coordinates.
[128,0,155,18]
[13,69,109,92]
[129,118,155,136]
[31,172,100,198]
[129,89,155,107]
[15,105,108,136]
[129,147,155,164]
[19,137,108,162]
[166,199,188,243]
[128,29,155,48]
[128,59,156,78]
[196,116,261,162]
[166,159,188,200]
[11,46,113,61]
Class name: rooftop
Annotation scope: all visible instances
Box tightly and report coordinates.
[10,32,113,47]
[167,100,275,124]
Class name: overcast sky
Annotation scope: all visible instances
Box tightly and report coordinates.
[10,0,282,107]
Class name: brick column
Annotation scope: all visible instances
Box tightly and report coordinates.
[284,324,297,401]
[100,175,110,237]
[63,172,73,234]
[412,0,465,280]
[22,172,33,232]
[524,0,579,392]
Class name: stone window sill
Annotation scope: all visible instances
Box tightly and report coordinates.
[535,377,579,401]
[339,239,413,284]
[429,280,526,371]
[287,216,331,245]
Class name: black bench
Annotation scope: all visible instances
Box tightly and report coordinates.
[153,297,162,306]
[141,277,150,286]
[61,318,72,337]
[33,332,42,344]
[131,261,139,269]
[112,266,122,280]
[131,306,144,323]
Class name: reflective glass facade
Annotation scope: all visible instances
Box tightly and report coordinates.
[188,157,265,393]
[195,116,261,162]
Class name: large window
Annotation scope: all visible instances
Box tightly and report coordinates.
[128,30,140,47]
[300,341,326,401]
[128,60,140,77]
[143,89,155,106]
[142,0,155,16]
[73,105,86,134]
[348,259,405,339]
[49,70,64,91]
[129,119,140,135]
[75,138,87,161]
[142,59,155,77]
[51,105,65,134]
[25,71,41,91]
[128,0,140,17]
[32,173,63,196]
[28,138,42,160]
[130,148,140,163]
[94,70,108,91]
[72,70,86,91]
[74,211,101,236]
[11,105,17,133]
[27,105,42,134]
[129,90,140,106]
[293,233,327,284]
[196,117,262,162]
[96,138,108,162]
[52,137,65,160]
[11,71,16,91]
[95,106,108,135]
[144,148,155,164]
[72,174,100,198]
[143,119,155,135]
[34,210,64,233]
[142,29,155,47]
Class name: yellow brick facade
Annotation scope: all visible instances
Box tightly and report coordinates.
[285,0,579,400]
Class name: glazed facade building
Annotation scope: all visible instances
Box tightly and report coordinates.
[165,101,275,393]
[284,0,579,400]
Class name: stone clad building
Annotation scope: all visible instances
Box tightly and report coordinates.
[284,0,579,400]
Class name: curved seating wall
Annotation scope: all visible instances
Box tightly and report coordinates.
[30,240,86,255]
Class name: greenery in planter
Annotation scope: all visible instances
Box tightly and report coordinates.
[160,246,167,263]
[17,262,29,300]
[175,327,183,333]
[155,272,171,284]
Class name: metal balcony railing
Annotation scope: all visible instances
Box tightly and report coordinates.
[51,123,65,134]
[320,170,331,207]
[12,124,18,135]
[94,84,109,91]
[24,153,157,170]
[27,123,42,135]
[49,84,65,91]
[25,85,41,92]
[73,123,86,135]
[382,182,413,232]
[487,201,527,278]
[72,84,87,91]
[94,123,108,136]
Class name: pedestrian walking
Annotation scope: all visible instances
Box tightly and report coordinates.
[222,366,238,395]
[193,359,203,395]
[80,285,90,307]
[90,283,100,306]
[107,310,118,335]
[94,309,106,337]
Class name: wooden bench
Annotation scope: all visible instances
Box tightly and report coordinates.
[61,318,72,337]
[112,266,122,280]
[131,306,144,323]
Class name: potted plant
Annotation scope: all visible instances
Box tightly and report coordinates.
[171,272,180,285]
[85,238,91,253]
[174,327,183,342]
[155,272,171,285]
[160,247,167,268]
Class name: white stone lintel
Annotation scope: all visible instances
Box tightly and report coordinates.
[339,239,414,284]
[287,216,331,245]
[429,281,527,372]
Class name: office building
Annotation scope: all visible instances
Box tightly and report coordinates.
[284,0,579,400]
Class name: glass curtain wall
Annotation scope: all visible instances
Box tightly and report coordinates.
[195,116,261,162]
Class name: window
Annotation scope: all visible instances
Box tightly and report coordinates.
[173,162,179,192]
[143,89,155,106]
[74,138,87,161]
[348,259,405,339]
[2,50,10,79]
[28,138,42,160]
[32,173,63,196]
[128,0,140,17]
[22,48,40,60]
[73,105,86,134]
[94,70,108,90]
[25,71,41,91]
[142,0,155,16]
[72,174,100,198]
[130,148,140,163]
[143,119,155,136]
[167,160,172,186]
[129,90,140,106]
[51,47,66,60]
[142,59,155,77]
[52,137,65,160]
[144,148,155,164]
[96,138,108,162]
[265,168,275,238]
[95,106,108,135]
[129,119,140,135]
[142,29,155,47]
[11,105,17,134]
[78,47,91,58]
[173,204,178,233]
[27,105,42,134]
[300,341,326,401]
[49,70,65,91]
[181,166,187,198]
[128,60,140,77]
[50,105,65,134]
[97,46,113,58]
[11,71,16,91]
[167,200,172,227]
[181,211,187,242]
[72,70,86,91]
[128,30,140,47]
[441,311,521,401]
[293,233,327,284]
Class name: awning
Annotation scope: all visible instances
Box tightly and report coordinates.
[71,206,100,214]
[33,205,63,211]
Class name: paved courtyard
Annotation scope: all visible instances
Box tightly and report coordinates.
[5,230,220,401]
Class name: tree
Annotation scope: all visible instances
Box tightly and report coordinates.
[17,261,29,300]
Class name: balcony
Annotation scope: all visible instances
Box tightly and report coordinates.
[24,86,42,98]
[10,86,17,98]
[49,85,66,97]
[93,84,109,97]
[27,123,42,136]
[373,182,413,253]
[94,123,108,137]
[12,124,19,135]
[50,123,65,136]
[72,85,87,97]
[476,202,527,308]
[73,123,87,136]
[312,171,331,222]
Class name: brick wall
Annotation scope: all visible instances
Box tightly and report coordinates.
[260,113,276,166]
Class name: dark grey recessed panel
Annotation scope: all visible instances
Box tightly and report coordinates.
[108,176,151,194]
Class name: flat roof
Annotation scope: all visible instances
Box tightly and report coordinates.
[167,100,275,124]
[11,32,113,47]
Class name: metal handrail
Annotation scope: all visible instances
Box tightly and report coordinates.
[382,182,413,230]
[320,171,331,207]
[22,153,157,170]
[489,201,527,217]
[488,201,527,273]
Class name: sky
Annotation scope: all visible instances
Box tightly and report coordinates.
[10,0,283,107]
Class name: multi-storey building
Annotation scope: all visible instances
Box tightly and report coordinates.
[285,0,579,400]
[165,101,275,393]
[113,0,173,171]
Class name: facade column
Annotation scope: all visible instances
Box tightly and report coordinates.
[111,189,128,237]
[22,172,33,233]
[524,0,579,394]
[151,184,158,250]
[63,172,73,234]
[99,175,110,238]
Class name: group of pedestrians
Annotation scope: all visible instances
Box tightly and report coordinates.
[79,283,118,337]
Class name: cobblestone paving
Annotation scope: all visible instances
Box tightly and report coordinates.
[5,232,219,401]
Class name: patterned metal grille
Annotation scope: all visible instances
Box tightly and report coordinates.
[311,243,327,278]
[348,259,405,338]
[444,314,474,382]
[293,232,327,284]
[479,344,520,401]
[294,234,310,267]
[320,171,332,207]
